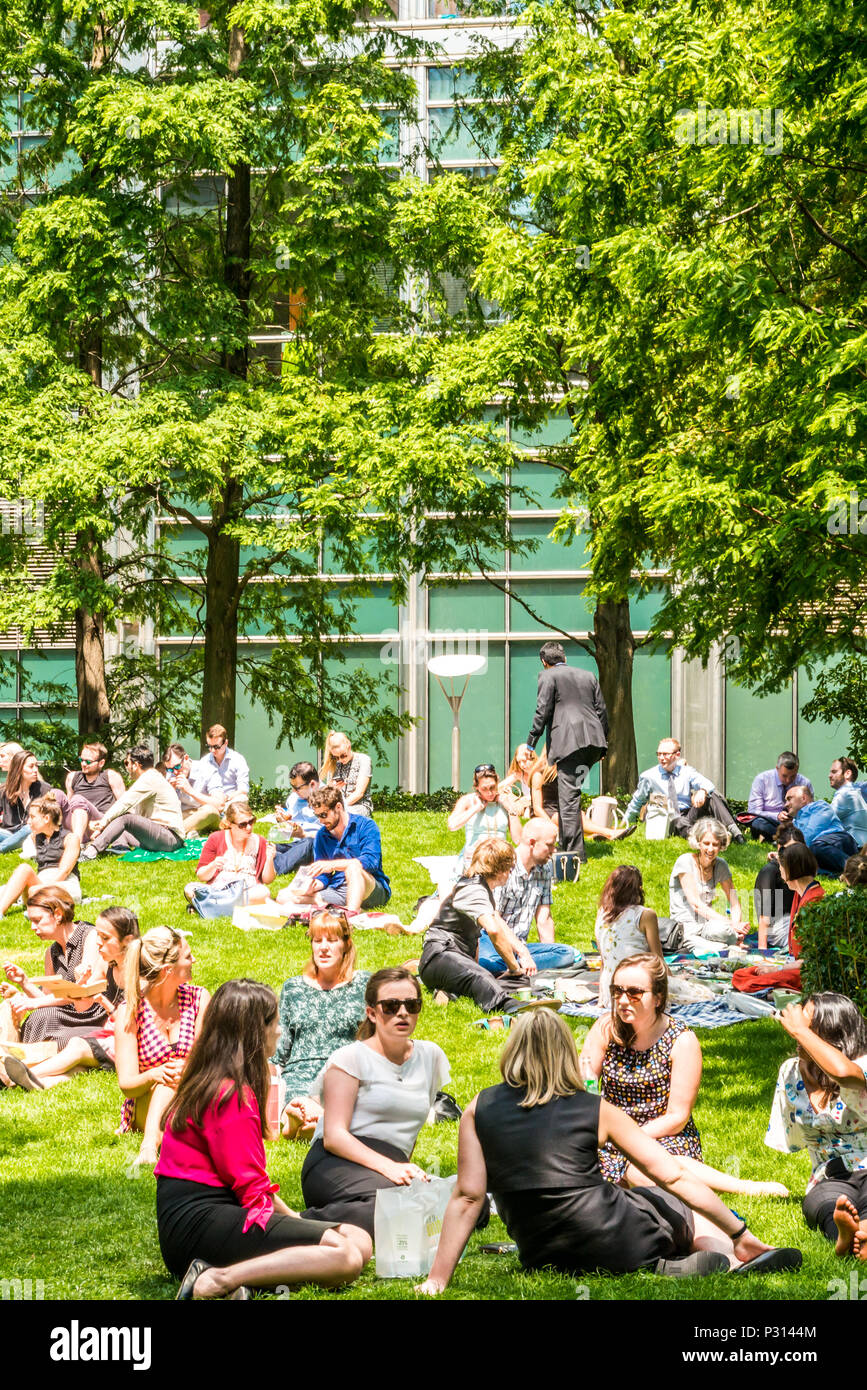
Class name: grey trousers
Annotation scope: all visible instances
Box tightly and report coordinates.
[92,815,183,853]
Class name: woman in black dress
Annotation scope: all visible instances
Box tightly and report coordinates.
[0,794,82,918]
[417,1009,802,1291]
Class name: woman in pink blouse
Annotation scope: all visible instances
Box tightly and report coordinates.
[155,978,372,1299]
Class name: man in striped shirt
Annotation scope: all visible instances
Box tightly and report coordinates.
[478,819,577,975]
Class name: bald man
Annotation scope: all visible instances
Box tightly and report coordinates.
[478,818,578,975]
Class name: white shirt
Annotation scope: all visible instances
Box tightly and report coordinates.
[192,748,250,798]
[765,1055,867,1190]
[311,1039,450,1157]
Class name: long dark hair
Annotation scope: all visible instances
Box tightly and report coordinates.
[4,749,36,805]
[609,953,668,1049]
[799,992,867,1104]
[356,967,421,1040]
[599,866,644,923]
[163,979,277,1138]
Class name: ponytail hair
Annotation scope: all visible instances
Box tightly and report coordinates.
[28,792,62,829]
[123,925,186,1020]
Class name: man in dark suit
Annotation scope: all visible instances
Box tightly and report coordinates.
[526,641,609,872]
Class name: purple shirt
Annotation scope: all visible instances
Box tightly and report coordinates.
[748,769,813,820]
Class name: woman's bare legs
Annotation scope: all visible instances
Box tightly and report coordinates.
[29,1036,98,1089]
[134,1083,177,1167]
[622,1155,788,1198]
[0,863,39,918]
[189,1225,372,1297]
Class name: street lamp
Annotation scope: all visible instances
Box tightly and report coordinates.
[427,652,487,791]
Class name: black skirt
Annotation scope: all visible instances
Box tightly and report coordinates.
[300,1136,408,1238]
[156,1178,338,1280]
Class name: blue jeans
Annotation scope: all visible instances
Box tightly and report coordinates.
[273,838,315,876]
[477,931,576,976]
[811,832,859,875]
[0,824,29,854]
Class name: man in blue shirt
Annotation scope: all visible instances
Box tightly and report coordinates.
[271,761,322,876]
[828,757,867,849]
[747,753,813,841]
[278,783,390,910]
[625,738,745,843]
[781,784,859,874]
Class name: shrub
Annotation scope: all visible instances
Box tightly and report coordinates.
[797,887,867,1015]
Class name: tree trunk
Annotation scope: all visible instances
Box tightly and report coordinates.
[200,501,241,747]
[74,531,110,738]
[196,21,250,748]
[593,598,638,795]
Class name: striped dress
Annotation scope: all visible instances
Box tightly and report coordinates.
[119,982,206,1133]
[21,922,107,1044]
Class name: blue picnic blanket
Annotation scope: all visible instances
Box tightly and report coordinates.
[560,996,764,1029]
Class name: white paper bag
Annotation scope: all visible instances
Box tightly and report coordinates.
[644,801,672,840]
[374,1175,456,1279]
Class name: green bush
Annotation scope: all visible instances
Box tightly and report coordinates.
[797,887,867,1014]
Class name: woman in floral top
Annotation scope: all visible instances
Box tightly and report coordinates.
[272,911,370,1141]
[765,994,867,1257]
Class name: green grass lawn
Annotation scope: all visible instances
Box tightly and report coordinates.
[0,816,848,1301]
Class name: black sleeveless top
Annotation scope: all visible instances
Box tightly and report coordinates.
[474,1083,692,1275]
[35,827,80,880]
[69,769,116,816]
[424,876,495,959]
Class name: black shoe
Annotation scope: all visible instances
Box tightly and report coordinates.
[176,1258,212,1300]
[433,1090,462,1123]
[733,1248,802,1275]
[4,1057,44,1091]
[655,1251,730,1277]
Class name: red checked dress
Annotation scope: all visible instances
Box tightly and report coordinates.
[119,983,206,1132]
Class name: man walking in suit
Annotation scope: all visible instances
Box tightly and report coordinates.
[526,641,609,872]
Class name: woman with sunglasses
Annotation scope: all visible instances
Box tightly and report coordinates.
[448,765,521,871]
[417,1009,800,1293]
[186,800,276,908]
[156,979,371,1299]
[299,967,450,1237]
[580,954,787,1197]
[115,926,210,1169]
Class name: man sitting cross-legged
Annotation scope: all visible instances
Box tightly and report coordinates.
[477,818,577,976]
[80,746,184,857]
[275,785,390,912]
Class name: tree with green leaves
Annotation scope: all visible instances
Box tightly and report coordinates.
[0,0,517,757]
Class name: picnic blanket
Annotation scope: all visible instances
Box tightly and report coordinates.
[121,838,206,863]
[559,996,769,1029]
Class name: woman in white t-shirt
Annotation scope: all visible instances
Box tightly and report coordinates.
[299,967,451,1236]
[661,818,745,953]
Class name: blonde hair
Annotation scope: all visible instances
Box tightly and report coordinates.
[123,926,186,1018]
[500,1009,583,1108]
[468,836,515,879]
[504,744,541,786]
[219,800,255,832]
[320,730,351,782]
[303,910,357,984]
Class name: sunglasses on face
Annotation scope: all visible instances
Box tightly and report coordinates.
[377,997,422,1016]
[235,818,255,830]
[611,985,650,1002]
[166,763,183,774]
[207,740,226,750]
[79,757,99,765]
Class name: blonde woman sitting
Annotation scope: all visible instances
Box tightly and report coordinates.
[115,927,210,1168]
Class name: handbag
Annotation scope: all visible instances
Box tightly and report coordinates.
[644,795,673,840]
[190,879,249,919]
[374,1175,457,1279]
